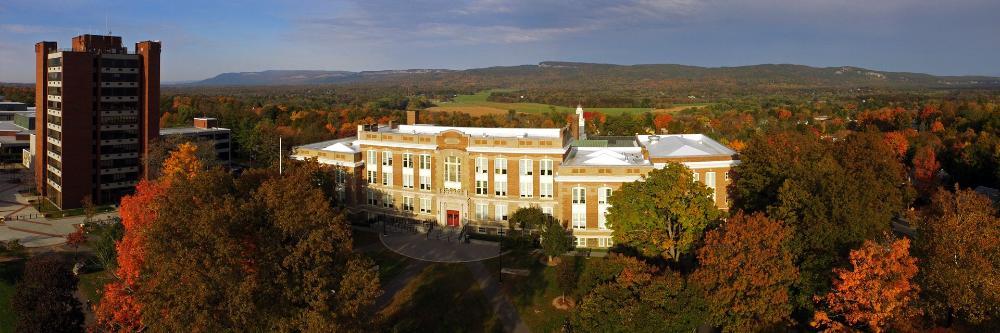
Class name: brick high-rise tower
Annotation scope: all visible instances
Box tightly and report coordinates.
[35,35,160,209]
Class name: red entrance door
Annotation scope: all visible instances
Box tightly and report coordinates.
[446,210,460,227]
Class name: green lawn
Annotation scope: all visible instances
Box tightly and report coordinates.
[0,260,25,333]
[434,90,712,116]
[78,269,114,304]
[380,263,501,332]
[368,249,409,283]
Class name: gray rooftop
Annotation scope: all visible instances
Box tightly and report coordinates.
[160,126,230,136]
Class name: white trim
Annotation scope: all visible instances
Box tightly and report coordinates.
[358,140,437,150]
[466,146,567,154]
[653,160,741,169]
[292,155,363,168]
[555,175,642,183]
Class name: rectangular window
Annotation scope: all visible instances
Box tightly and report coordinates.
[367,150,377,166]
[541,206,553,216]
[572,187,586,204]
[419,154,431,170]
[519,179,533,198]
[598,237,613,248]
[476,203,489,220]
[539,159,553,176]
[445,156,461,183]
[334,169,347,184]
[494,158,507,175]
[382,151,392,167]
[476,180,488,195]
[420,197,432,213]
[367,170,377,184]
[476,157,488,174]
[540,182,553,198]
[572,210,586,229]
[382,171,392,186]
[402,153,413,168]
[495,180,507,196]
[692,171,699,182]
[402,196,414,212]
[575,237,587,247]
[403,174,414,189]
[419,175,431,190]
[366,189,378,206]
[598,187,612,205]
[382,194,394,208]
[598,187,612,230]
[519,159,532,176]
[706,171,717,202]
[495,204,508,221]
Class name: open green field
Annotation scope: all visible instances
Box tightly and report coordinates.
[430,90,712,116]
[380,263,501,332]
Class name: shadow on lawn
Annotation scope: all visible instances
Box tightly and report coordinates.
[380,264,502,333]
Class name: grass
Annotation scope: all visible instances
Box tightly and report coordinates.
[352,230,381,249]
[380,263,501,332]
[38,200,116,219]
[0,260,25,333]
[431,90,712,116]
[484,250,572,332]
[368,249,409,283]
[78,269,114,304]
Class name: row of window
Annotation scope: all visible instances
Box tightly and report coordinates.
[366,190,433,214]
[368,150,556,176]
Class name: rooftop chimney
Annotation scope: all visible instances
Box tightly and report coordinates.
[193,117,218,129]
[575,104,587,140]
[406,109,420,125]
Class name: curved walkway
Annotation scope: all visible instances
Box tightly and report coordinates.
[379,228,501,263]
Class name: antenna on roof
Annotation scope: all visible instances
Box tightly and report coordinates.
[106,15,111,35]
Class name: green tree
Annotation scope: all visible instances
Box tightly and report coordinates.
[12,254,84,333]
[730,131,912,309]
[691,212,799,333]
[541,219,572,264]
[916,188,1000,326]
[572,255,705,332]
[607,163,722,261]
[556,257,578,303]
[509,206,550,230]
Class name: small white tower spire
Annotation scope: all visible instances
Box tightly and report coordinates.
[576,104,586,140]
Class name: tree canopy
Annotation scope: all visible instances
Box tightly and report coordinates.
[12,254,84,333]
[607,163,722,262]
[691,212,798,333]
[916,188,1000,325]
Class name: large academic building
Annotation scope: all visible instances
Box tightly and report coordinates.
[292,107,739,248]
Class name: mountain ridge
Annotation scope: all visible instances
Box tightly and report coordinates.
[184,62,1000,88]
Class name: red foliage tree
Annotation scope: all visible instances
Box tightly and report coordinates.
[65,229,86,249]
[812,238,921,333]
[913,146,941,196]
[883,131,909,159]
[653,113,673,131]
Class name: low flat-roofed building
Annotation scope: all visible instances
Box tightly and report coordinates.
[292,109,739,248]
[159,117,232,166]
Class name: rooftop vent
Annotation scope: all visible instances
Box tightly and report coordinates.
[648,135,660,143]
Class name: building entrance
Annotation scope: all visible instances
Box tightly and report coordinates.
[446,210,460,227]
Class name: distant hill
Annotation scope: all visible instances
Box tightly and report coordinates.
[187,62,1000,90]
[190,69,456,86]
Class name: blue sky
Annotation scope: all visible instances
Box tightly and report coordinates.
[1,0,998,82]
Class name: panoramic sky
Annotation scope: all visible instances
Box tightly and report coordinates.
[1,0,998,82]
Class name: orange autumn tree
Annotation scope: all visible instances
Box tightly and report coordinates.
[812,238,920,333]
[92,143,203,332]
[691,212,799,333]
[912,147,941,196]
[883,131,909,159]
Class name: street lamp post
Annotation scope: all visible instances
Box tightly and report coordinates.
[498,231,503,284]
